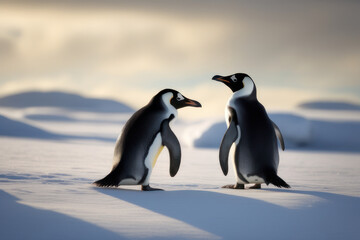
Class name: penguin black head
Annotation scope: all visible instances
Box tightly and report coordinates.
[155,89,202,109]
[212,73,256,94]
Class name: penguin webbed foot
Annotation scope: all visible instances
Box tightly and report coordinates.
[222,183,245,189]
[249,183,261,189]
[141,185,164,191]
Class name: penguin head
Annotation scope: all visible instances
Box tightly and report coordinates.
[212,73,256,95]
[156,89,202,109]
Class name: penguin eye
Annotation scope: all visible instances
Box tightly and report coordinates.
[231,75,237,82]
[176,93,185,101]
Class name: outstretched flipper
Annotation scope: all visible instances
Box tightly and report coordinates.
[219,108,239,176]
[272,121,285,151]
[161,115,181,177]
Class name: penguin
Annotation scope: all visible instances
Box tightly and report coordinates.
[212,73,290,189]
[94,89,201,191]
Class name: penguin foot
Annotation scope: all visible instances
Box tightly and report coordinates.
[249,183,261,189]
[222,183,245,189]
[141,185,164,191]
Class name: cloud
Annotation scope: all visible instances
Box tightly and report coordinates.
[0,0,359,118]
[0,4,226,81]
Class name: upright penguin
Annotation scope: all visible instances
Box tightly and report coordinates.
[212,73,290,189]
[94,89,201,191]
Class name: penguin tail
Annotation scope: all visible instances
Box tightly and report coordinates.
[93,170,121,188]
[265,171,291,188]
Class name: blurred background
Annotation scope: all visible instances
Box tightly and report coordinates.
[1,3,360,239]
[0,0,359,119]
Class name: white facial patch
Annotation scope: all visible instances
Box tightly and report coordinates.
[176,93,185,101]
[161,92,178,118]
[230,75,237,82]
[227,77,255,110]
[231,76,254,98]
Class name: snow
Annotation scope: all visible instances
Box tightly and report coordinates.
[181,113,312,149]
[0,91,134,113]
[1,97,360,239]
[299,100,360,111]
[0,114,60,139]
[184,112,360,152]
[269,113,311,147]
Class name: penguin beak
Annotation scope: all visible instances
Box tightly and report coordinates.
[184,98,202,107]
[212,75,229,83]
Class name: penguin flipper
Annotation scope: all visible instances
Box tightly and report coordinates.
[161,117,181,177]
[272,121,285,151]
[219,117,238,176]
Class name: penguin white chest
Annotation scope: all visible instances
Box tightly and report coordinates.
[143,132,164,185]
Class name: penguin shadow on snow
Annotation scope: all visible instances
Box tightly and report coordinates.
[0,190,123,240]
[96,188,360,240]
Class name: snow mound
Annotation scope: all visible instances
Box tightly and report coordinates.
[309,119,360,152]
[25,114,75,122]
[23,112,129,124]
[0,114,115,142]
[0,91,134,113]
[184,112,360,152]
[299,100,360,111]
[184,113,311,149]
[0,114,59,139]
[269,113,311,147]
[181,120,226,148]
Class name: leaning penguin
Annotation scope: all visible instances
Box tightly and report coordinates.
[212,73,290,189]
[94,89,201,191]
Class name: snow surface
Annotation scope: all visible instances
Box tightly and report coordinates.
[184,112,360,152]
[1,104,360,240]
[0,91,134,113]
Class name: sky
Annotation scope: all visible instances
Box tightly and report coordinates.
[0,0,359,119]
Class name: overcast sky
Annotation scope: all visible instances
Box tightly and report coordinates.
[0,0,359,118]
